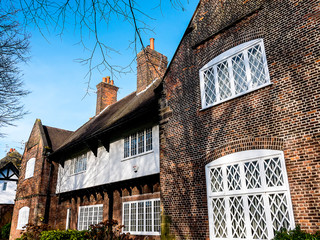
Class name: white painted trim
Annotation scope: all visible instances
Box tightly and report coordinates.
[122,198,161,236]
[205,150,295,240]
[200,39,271,109]
[77,204,103,230]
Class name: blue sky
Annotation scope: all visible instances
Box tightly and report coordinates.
[0,1,199,158]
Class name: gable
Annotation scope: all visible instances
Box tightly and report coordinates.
[0,163,19,181]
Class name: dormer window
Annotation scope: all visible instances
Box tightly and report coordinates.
[200,39,270,109]
[124,128,153,159]
[25,158,35,179]
[70,153,87,175]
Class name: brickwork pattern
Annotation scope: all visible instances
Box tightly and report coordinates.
[137,46,168,93]
[96,82,119,115]
[160,0,320,239]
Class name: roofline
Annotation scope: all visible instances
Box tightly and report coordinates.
[162,0,202,80]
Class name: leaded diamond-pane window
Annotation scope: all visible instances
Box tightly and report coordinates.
[206,151,294,240]
[200,39,270,108]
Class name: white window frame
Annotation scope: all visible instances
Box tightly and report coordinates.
[69,153,88,175]
[205,150,295,240]
[123,128,153,159]
[122,199,161,236]
[200,39,271,109]
[17,206,30,229]
[77,204,103,231]
[25,158,35,179]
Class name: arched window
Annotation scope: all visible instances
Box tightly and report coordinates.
[205,150,294,240]
[25,158,35,179]
[200,39,270,109]
[17,206,30,229]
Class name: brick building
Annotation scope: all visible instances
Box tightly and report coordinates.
[10,41,168,240]
[10,0,320,239]
[159,0,320,239]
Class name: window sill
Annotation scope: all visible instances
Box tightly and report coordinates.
[121,150,153,162]
[122,231,160,236]
[200,82,273,111]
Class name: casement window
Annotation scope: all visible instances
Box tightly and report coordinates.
[25,158,35,179]
[122,199,160,235]
[78,204,103,230]
[206,150,294,240]
[200,39,270,109]
[17,206,30,229]
[70,153,87,175]
[124,128,153,159]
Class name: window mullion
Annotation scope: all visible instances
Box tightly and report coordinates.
[263,192,273,238]
[213,65,220,102]
[227,58,236,96]
[243,49,252,90]
[242,195,252,239]
[225,196,232,238]
[144,200,146,233]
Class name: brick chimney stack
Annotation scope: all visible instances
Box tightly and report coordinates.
[136,38,168,93]
[96,76,119,115]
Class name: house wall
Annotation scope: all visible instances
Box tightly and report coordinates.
[159,0,320,239]
[56,125,160,193]
[10,121,52,240]
[0,180,17,204]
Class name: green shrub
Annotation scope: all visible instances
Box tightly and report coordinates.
[40,229,88,240]
[273,225,320,240]
[1,222,11,239]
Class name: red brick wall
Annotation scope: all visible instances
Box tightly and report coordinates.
[0,204,14,229]
[96,81,119,115]
[137,46,168,93]
[159,0,320,239]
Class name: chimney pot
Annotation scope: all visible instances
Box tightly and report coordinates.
[102,77,107,83]
[107,76,110,84]
[10,148,13,152]
[111,80,114,85]
[150,38,155,50]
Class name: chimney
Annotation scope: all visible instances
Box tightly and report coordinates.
[136,38,168,93]
[96,76,119,115]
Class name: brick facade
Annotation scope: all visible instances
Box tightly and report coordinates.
[159,0,320,239]
[137,45,168,93]
[96,77,119,115]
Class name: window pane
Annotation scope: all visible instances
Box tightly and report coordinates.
[217,61,232,100]
[227,164,241,191]
[146,128,153,151]
[123,203,130,231]
[131,134,137,156]
[138,131,145,154]
[248,44,267,88]
[211,198,227,238]
[130,203,137,231]
[248,195,268,239]
[229,196,246,238]
[78,205,103,230]
[138,202,144,231]
[154,200,161,232]
[203,68,216,105]
[145,201,152,232]
[269,193,291,234]
[232,53,248,94]
[124,136,130,158]
[264,157,284,187]
[244,161,261,189]
[210,167,224,193]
